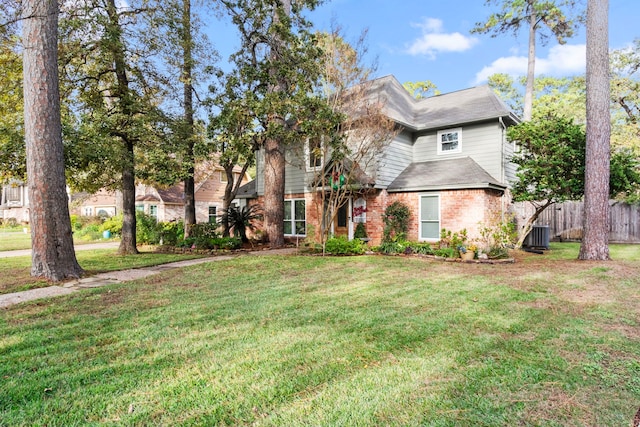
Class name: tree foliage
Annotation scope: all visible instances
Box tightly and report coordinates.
[402,80,440,99]
[508,115,640,247]
[610,38,640,149]
[488,69,638,152]
[0,35,24,182]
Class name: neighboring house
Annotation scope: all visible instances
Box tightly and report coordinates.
[71,189,118,218]
[73,167,251,224]
[0,180,29,224]
[238,75,520,245]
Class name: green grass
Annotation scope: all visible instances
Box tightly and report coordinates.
[0,230,32,251]
[1,247,639,426]
[0,249,205,295]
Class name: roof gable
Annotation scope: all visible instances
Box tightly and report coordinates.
[368,75,519,131]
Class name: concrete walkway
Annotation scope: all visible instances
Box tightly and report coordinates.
[0,247,298,309]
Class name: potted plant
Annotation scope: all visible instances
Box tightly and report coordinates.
[458,243,477,261]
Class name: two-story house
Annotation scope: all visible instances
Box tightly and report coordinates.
[209,75,519,245]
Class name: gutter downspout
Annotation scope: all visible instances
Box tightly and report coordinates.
[499,116,507,222]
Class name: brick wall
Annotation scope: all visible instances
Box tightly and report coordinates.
[248,188,507,246]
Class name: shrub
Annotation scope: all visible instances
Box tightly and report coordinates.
[179,235,242,250]
[404,241,434,255]
[377,239,407,254]
[136,211,161,244]
[75,223,102,241]
[478,214,517,255]
[190,222,220,239]
[159,221,184,246]
[382,201,410,242]
[100,214,123,236]
[325,236,365,255]
[433,247,457,258]
[353,222,368,239]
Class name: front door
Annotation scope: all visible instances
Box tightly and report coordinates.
[334,198,352,239]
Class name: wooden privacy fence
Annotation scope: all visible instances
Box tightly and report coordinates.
[525,200,640,243]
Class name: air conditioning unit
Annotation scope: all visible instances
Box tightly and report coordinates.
[524,225,550,249]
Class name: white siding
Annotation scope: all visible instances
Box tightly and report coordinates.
[375,130,414,187]
[413,122,504,182]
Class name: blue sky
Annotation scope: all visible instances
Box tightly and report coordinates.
[297,0,639,94]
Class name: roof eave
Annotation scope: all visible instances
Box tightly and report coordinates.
[387,182,506,193]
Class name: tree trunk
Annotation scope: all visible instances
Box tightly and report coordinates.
[263,136,285,247]
[22,0,83,281]
[262,0,291,248]
[579,0,610,260]
[182,0,196,239]
[516,200,553,249]
[119,154,138,255]
[523,0,536,122]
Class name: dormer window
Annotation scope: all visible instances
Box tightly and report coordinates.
[437,128,462,155]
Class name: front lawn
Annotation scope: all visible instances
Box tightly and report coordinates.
[0,249,205,295]
[1,245,639,426]
[0,230,31,251]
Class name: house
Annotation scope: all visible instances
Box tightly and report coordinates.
[0,180,29,224]
[239,75,520,245]
[73,166,251,224]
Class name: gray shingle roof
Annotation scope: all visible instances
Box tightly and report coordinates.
[369,75,519,131]
[387,157,506,192]
[236,179,257,199]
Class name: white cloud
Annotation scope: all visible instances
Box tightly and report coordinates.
[474,44,586,84]
[406,17,479,59]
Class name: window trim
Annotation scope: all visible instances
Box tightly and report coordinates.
[149,205,158,219]
[418,193,440,242]
[208,205,218,224]
[284,198,306,237]
[305,136,324,171]
[437,127,462,155]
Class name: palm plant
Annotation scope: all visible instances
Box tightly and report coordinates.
[221,205,263,243]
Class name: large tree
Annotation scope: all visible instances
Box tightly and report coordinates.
[60,0,170,254]
[219,0,332,248]
[579,0,610,260]
[22,0,83,280]
[472,0,583,121]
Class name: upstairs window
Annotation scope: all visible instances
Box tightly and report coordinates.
[306,137,323,170]
[437,128,462,155]
[6,185,21,202]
